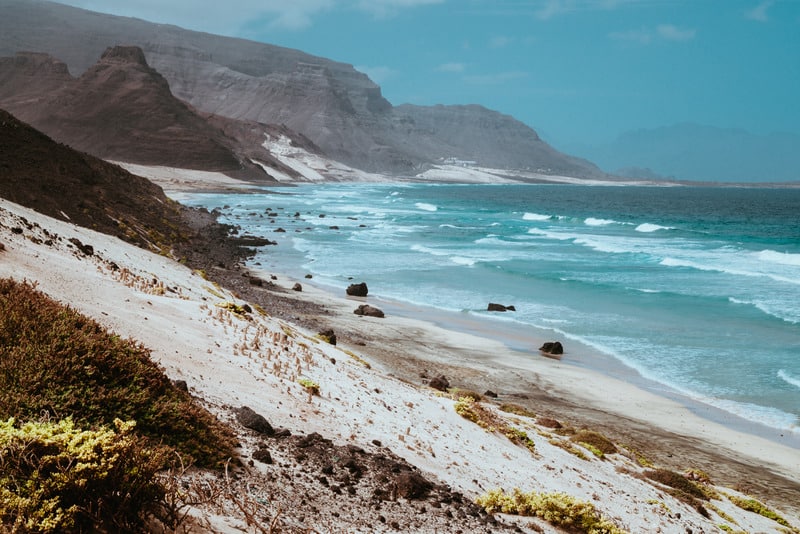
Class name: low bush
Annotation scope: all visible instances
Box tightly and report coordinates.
[0,278,235,467]
[570,430,617,456]
[476,488,626,534]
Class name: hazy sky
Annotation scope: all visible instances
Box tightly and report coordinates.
[57,0,800,149]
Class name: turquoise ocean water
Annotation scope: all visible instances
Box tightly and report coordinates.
[179,184,800,439]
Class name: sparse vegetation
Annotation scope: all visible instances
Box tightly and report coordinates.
[499,403,536,418]
[725,494,792,528]
[342,348,371,369]
[570,430,617,457]
[298,378,320,396]
[476,488,626,534]
[449,388,482,401]
[454,397,535,453]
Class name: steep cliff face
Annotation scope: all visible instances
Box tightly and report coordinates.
[0,0,605,178]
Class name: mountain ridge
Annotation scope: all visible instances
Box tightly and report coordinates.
[0,0,606,178]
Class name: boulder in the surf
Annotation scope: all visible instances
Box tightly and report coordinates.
[346,282,369,297]
[539,341,563,355]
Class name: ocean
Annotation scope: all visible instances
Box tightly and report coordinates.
[178,183,800,439]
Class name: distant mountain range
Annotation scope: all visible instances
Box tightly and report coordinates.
[0,0,606,180]
[575,123,800,183]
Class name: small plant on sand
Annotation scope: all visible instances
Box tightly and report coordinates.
[570,430,617,458]
[725,494,792,528]
[549,438,589,461]
[216,301,250,317]
[298,378,320,396]
[449,388,482,402]
[706,502,737,525]
[341,349,371,369]
[476,488,626,534]
[644,469,710,517]
[454,397,535,453]
[499,403,536,418]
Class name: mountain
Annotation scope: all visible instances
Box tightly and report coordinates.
[0,47,285,180]
[0,0,605,178]
[577,123,800,183]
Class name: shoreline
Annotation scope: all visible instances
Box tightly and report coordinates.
[142,167,800,514]
[244,266,800,511]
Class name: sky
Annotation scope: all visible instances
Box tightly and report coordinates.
[57,0,800,152]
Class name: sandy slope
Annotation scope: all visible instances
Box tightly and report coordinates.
[1,197,797,533]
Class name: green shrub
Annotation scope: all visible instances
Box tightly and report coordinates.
[0,417,167,533]
[476,488,626,534]
[0,278,235,467]
[298,378,320,396]
[644,469,707,501]
[499,403,536,418]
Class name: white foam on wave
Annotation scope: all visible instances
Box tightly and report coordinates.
[523,212,551,221]
[778,370,800,390]
[415,202,438,212]
[728,297,799,324]
[636,223,672,233]
[451,256,477,267]
[584,217,616,226]
[662,256,800,286]
[758,249,800,267]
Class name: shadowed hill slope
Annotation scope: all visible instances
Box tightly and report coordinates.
[0,107,192,250]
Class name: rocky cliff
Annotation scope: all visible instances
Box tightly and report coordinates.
[0,0,606,178]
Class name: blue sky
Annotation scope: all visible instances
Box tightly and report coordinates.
[59,0,800,151]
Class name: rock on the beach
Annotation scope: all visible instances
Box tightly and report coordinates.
[484,390,498,398]
[394,472,433,500]
[428,375,450,392]
[318,329,337,345]
[292,283,303,292]
[346,282,369,297]
[487,303,515,312]
[539,341,564,355]
[235,406,275,436]
[353,304,384,318]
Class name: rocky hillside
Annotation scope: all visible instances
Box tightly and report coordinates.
[0,0,607,178]
[0,107,222,254]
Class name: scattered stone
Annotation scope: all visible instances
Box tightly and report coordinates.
[11,227,23,234]
[395,472,433,500]
[539,341,564,355]
[318,329,337,345]
[253,448,273,464]
[173,379,188,392]
[346,282,369,297]
[329,226,339,230]
[428,375,450,392]
[536,417,562,429]
[68,237,94,256]
[292,283,303,292]
[249,277,264,287]
[234,406,275,436]
[275,228,286,233]
[487,303,515,312]
[354,304,384,318]
[305,274,313,279]
[484,390,498,398]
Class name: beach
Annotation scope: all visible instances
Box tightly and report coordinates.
[2,165,799,532]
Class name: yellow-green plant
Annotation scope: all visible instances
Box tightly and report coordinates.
[476,488,626,534]
[298,378,320,396]
[0,278,235,467]
[726,494,792,528]
[0,418,167,533]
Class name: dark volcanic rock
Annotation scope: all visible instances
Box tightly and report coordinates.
[346,282,369,297]
[353,304,384,318]
[292,283,303,292]
[539,341,564,355]
[428,375,450,392]
[318,329,336,345]
[235,406,275,436]
[394,472,433,500]
[487,303,515,312]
